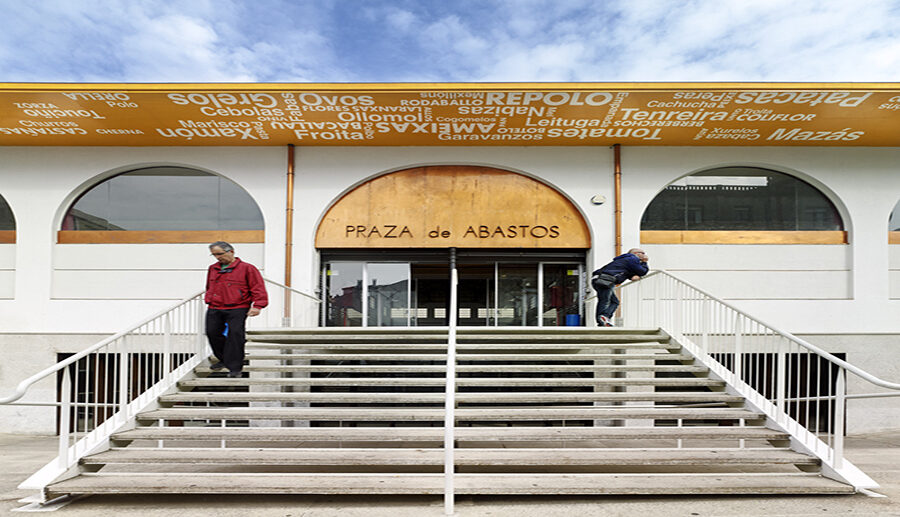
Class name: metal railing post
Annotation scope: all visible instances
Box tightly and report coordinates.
[197,299,207,355]
[776,349,787,424]
[834,369,846,469]
[653,276,660,328]
[444,267,458,515]
[162,313,172,378]
[733,314,743,386]
[701,297,710,355]
[118,337,129,424]
[58,367,71,469]
[674,283,684,339]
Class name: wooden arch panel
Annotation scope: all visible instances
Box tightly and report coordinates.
[315,166,591,249]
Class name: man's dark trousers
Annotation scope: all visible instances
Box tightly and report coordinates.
[206,308,249,373]
[594,286,619,325]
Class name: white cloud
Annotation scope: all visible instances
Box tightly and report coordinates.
[385,9,417,32]
[0,0,897,83]
[118,13,254,82]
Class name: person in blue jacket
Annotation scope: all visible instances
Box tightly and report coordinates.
[591,248,649,326]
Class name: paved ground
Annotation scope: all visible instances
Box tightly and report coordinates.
[2,432,899,516]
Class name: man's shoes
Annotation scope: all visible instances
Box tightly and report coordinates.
[210,362,226,370]
[599,316,615,327]
[226,371,243,378]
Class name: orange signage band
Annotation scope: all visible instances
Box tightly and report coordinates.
[1,83,899,146]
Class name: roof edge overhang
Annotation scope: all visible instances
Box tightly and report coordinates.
[2,81,900,93]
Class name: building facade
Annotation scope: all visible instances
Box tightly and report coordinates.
[1,83,898,434]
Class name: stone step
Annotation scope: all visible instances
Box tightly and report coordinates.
[47,472,855,496]
[160,391,742,404]
[178,377,726,388]
[245,342,680,351]
[84,447,818,467]
[111,425,790,443]
[247,334,670,345]
[194,364,705,374]
[138,407,764,422]
[243,353,693,361]
[247,327,663,336]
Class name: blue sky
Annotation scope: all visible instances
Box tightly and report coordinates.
[1,0,899,83]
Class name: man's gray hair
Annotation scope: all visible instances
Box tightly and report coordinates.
[209,241,234,252]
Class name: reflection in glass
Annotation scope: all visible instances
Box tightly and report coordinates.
[61,167,264,231]
[0,195,15,231]
[324,262,363,327]
[542,264,582,326]
[641,167,843,231]
[890,200,900,231]
[367,263,410,326]
[497,264,537,326]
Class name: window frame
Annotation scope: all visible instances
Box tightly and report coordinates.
[58,167,264,244]
[641,167,847,245]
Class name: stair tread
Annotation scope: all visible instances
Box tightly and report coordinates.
[194,365,705,372]
[178,377,725,387]
[138,407,764,421]
[86,447,817,466]
[244,353,692,361]
[160,392,743,403]
[47,473,854,495]
[247,337,672,344]
[112,426,788,442]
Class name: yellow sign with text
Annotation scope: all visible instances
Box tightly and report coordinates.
[1,83,899,146]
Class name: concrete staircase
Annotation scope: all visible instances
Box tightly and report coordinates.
[45,327,855,497]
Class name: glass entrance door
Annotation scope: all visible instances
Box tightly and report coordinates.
[496,264,538,326]
[540,263,584,327]
[323,262,410,327]
[323,255,584,327]
[366,263,410,326]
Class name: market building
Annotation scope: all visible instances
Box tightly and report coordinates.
[0,82,898,435]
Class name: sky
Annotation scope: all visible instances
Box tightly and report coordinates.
[0,0,898,84]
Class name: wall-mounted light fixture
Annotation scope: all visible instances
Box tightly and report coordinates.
[590,194,606,205]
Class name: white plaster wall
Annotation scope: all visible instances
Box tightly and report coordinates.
[0,244,13,298]
[890,245,900,299]
[640,245,851,299]
[52,244,263,300]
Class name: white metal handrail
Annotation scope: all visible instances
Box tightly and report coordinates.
[0,290,204,406]
[619,270,900,489]
[2,290,208,491]
[1,278,322,494]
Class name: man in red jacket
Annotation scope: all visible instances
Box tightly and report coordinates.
[205,241,268,377]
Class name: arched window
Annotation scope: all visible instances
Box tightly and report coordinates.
[641,167,846,244]
[0,194,14,243]
[59,166,263,243]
